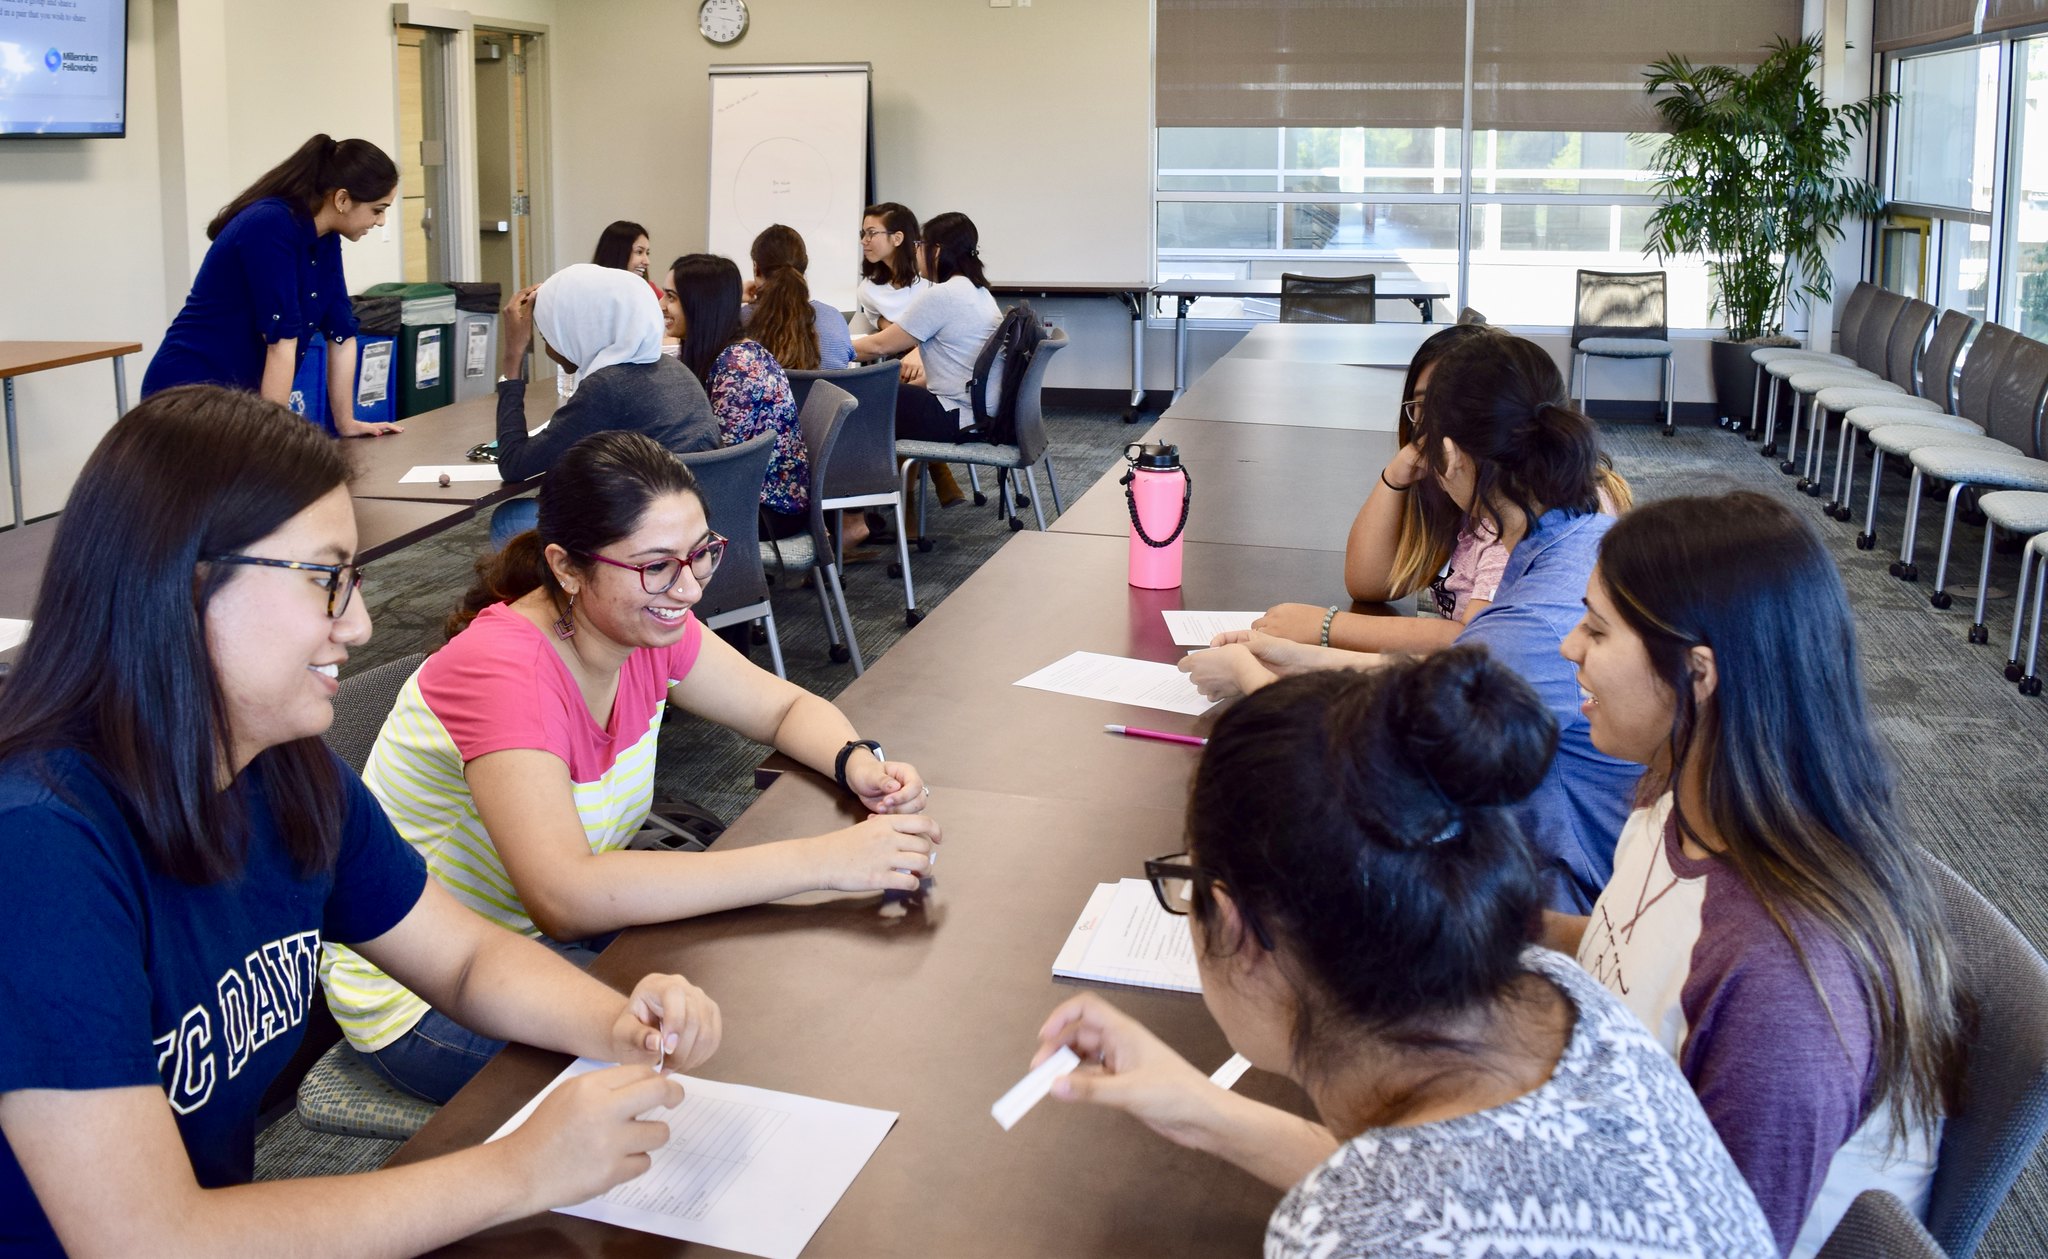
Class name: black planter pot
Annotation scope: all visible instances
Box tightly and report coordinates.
[1708,336,1800,427]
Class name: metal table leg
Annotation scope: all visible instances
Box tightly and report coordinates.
[1120,290,1145,422]
[1172,296,1193,402]
[112,354,130,415]
[4,378,18,530]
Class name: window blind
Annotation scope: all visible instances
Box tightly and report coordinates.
[1874,0,1983,50]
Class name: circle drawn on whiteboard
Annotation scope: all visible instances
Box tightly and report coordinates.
[734,138,834,235]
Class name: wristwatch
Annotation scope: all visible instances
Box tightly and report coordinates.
[834,739,884,791]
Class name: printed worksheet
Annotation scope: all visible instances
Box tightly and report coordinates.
[490,1061,898,1259]
[1052,879,1202,994]
[397,464,502,484]
[1014,651,1216,717]
[1161,610,1261,647]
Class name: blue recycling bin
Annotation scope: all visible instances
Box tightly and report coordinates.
[287,337,331,434]
[349,334,398,427]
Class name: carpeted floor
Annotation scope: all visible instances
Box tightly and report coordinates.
[259,404,2048,1257]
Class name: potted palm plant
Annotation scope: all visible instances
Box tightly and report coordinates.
[1640,34,1890,435]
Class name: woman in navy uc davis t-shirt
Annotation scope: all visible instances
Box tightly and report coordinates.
[0,386,721,1256]
[143,134,404,438]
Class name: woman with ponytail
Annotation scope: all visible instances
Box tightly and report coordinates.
[143,134,404,437]
[1554,493,1965,1256]
[322,430,939,1104]
[1185,330,1641,912]
[743,224,853,371]
[1029,654,1774,1257]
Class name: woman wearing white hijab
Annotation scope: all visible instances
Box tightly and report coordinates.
[491,263,720,545]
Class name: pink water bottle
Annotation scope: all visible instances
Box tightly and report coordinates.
[1122,443,1191,589]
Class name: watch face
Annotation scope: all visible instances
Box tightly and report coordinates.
[700,0,748,43]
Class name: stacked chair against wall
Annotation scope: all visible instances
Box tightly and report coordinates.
[677,432,784,677]
[1855,323,2020,555]
[785,361,921,627]
[897,327,1070,535]
[1749,280,1882,451]
[1884,335,2048,602]
[1802,297,1939,504]
[762,380,867,673]
[1824,311,1977,527]
[1568,269,1676,436]
[1763,289,1911,484]
[2013,532,2048,695]
[1968,487,2048,672]
[1278,272,1379,323]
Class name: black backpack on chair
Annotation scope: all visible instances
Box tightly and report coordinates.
[962,300,1049,447]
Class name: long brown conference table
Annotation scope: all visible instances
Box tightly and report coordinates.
[390,323,1412,1258]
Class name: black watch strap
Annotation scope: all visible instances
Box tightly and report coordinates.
[834,739,885,791]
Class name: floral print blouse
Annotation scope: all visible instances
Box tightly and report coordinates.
[709,339,809,517]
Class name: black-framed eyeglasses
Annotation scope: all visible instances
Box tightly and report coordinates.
[585,532,728,593]
[209,555,366,619]
[1143,850,1273,950]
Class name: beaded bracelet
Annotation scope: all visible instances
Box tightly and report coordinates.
[1319,605,1342,648]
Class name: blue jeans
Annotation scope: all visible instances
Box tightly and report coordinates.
[488,496,539,550]
[361,933,613,1104]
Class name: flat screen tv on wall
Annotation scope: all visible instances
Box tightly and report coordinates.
[0,0,128,138]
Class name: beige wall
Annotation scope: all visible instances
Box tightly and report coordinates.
[544,0,1153,293]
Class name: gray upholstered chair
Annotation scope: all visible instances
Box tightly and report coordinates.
[1798,298,1936,500]
[1919,857,2048,1256]
[763,380,867,672]
[1856,323,2020,554]
[1827,311,1975,526]
[785,360,921,627]
[1279,272,1377,324]
[897,327,1069,535]
[1569,270,1675,435]
[1814,1191,1944,1259]
[1967,491,2048,662]
[1766,287,1908,467]
[321,652,426,774]
[678,432,784,677]
[1751,280,1882,449]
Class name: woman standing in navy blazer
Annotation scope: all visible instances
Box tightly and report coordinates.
[143,135,405,438]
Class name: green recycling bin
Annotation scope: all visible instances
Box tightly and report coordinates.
[361,282,458,417]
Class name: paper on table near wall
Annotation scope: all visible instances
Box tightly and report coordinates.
[1161,610,1260,647]
[1014,651,1215,717]
[1052,879,1201,994]
[489,1060,897,1259]
[398,464,502,484]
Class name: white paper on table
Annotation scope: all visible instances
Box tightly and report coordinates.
[398,464,503,484]
[1162,610,1261,647]
[1209,1053,1252,1090]
[0,619,28,652]
[1052,879,1202,994]
[1014,651,1215,717]
[489,1060,898,1259]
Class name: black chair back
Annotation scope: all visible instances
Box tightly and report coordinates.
[323,653,427,774]
[677,432,776,623]
[786,361,903,502]
[1925,858,2048,1257]
[1920,312,1975,409]
[1279,273,1378,324]
[1853,289,1909,374]
[1985,335,2048,455]
[1008,327,1068,466]
[1570,270,1667,347]
[1885,299,1938,390]
[1958,323,2019,425]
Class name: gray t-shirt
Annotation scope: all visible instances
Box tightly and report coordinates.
[897,275,1001,422]
[1265,949,1776,1259]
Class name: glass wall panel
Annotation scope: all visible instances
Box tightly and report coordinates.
[1892,46,2000,211]
[2005,37,2048,338]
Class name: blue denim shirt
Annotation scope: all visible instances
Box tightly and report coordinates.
[143,198,359,396]
[1458,508,1641,912]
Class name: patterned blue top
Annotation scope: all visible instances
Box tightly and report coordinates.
[143,198,360,396]
[1265,948,1777,1258]
[709,340,809,516]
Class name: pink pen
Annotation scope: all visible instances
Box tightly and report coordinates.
[1105,724,1208,748]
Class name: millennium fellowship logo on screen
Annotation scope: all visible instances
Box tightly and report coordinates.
[44,47,61,73]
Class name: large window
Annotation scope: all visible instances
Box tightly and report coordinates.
[1155,126,1715,327]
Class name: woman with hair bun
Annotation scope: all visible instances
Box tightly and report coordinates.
[1185,330,1640,911]
[1555,493,1965,1256]
[1030,652,1774,1258]
[144,134,405,437]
